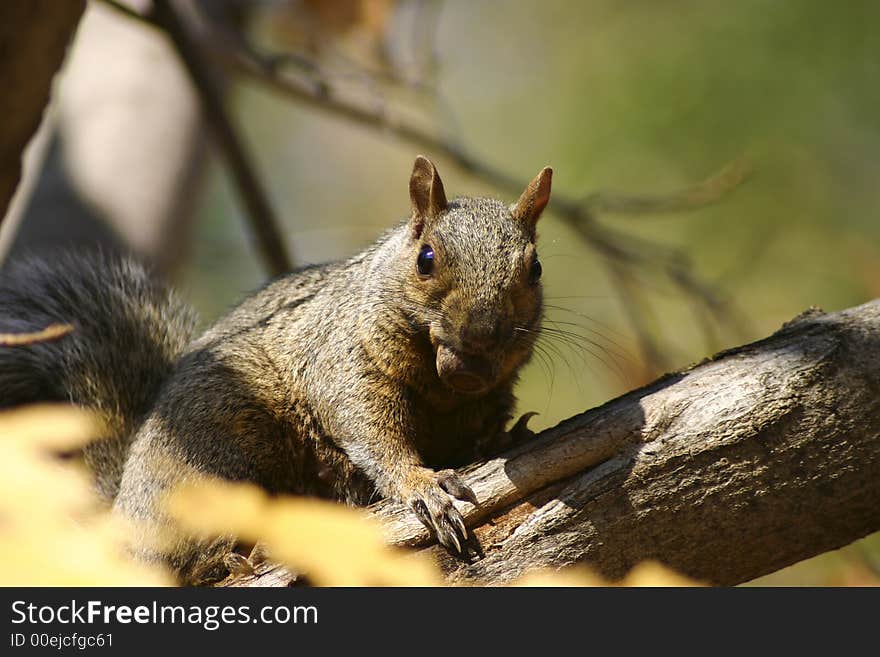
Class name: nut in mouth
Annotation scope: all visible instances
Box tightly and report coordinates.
[435,343,494,394]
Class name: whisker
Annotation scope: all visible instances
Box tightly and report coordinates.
[544,295,612,301]
[543,303,631,340]
[516,326,588,386]
[544,319,638,364]
[529,342,556,412]
[521,323,632,385]
[542,319,637,365]
[541,328,626,382]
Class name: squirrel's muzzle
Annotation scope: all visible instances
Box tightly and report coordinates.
[435,344,493,395]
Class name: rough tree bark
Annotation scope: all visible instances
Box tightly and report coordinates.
[0,1,85,221]
[225,300,880,586]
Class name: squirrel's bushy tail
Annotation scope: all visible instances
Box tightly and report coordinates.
[0,252,197,500]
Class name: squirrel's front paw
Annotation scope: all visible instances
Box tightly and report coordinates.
[223,542,271,577]
[401,467,477,557]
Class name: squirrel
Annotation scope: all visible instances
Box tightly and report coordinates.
[0,156,553,584]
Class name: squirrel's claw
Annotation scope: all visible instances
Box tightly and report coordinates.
[450,511,468,541]
[223,542,271,578]
[510,411,539,443]
[223,552,255,576]
[437,469,478,506]
[410,494,469,558]
[435,507,467,557]
[445,525,462,554]
[405,468,476,559]
[248,541,270,566]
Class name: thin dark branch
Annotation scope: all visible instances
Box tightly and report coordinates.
[100,0,147,25]
[151,0,292,277]
[606,264,669,373]
[203,28,529,195]
[582,159,752,215]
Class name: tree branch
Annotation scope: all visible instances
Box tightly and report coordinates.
[151,0,293,276]
[224,299,880,586]
[0,0,85,221]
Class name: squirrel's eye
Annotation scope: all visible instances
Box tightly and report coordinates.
[529,255,542,284]
[417,245,435,276]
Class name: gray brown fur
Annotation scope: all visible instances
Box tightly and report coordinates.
[0,157,552,584]
[0,252,197,500]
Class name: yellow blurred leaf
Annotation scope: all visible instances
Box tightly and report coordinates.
[621,561,703,587]
[169,479,440,586]
[0,405,172,586]
[0,403,102,451]
[511,562,703,587]
[511,566,607,587]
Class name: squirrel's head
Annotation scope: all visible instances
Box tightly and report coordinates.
[401,155,552,395]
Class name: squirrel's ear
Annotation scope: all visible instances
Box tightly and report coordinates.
[511,166,553,231]
[409,155,448,238]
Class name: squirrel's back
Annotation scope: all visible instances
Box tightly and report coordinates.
[0,252,198,500]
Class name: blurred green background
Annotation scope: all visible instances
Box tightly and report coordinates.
[99,0,880,584]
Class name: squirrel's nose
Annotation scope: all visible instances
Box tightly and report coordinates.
[459,318,504,353]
